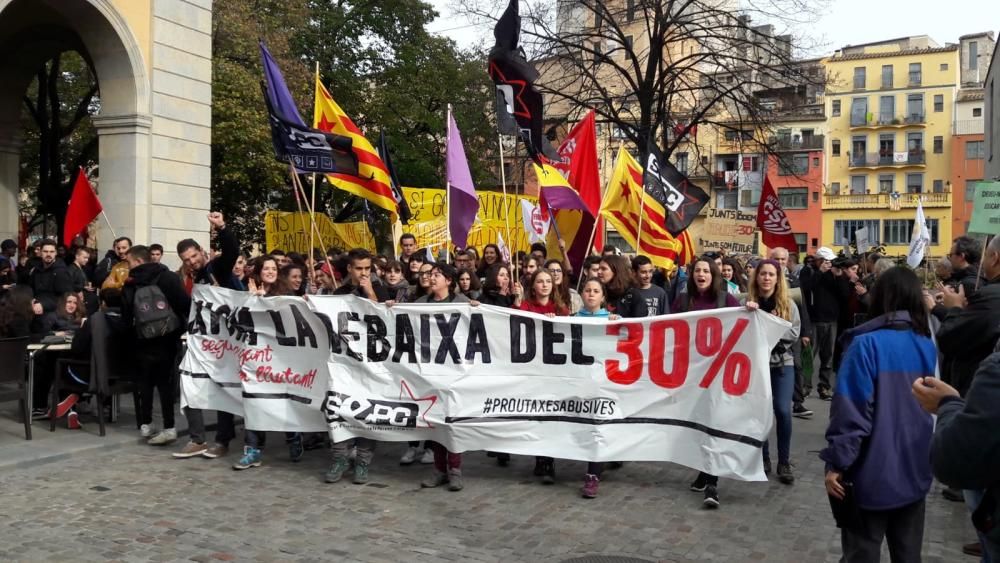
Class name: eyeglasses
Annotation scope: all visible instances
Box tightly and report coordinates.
[548,268,562,273]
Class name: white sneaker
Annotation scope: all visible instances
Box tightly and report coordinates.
[140,424,156,438]
[399,446,420,465]
[420,448,434,464]
[148,428,177,446]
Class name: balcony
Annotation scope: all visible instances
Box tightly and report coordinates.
[771,134,825,151]
[823,191,951,210]
[851,113,927,129]
[848,150,926,168]
[712,171,738,188]
[953,119,985,135]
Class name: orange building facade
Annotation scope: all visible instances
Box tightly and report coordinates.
[766,147,825,254]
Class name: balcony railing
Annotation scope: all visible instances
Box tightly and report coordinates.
[770,134,825,151]
[824,191,950,210]
[851,113,926,127]
[849,150,926,167]
[953,119,985,135]
[712,171,737,188]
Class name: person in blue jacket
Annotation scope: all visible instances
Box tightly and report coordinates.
[820,266,937,562]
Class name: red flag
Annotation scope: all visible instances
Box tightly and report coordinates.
[63,167,103,247]
[555,109,602,253]
[756,176,798,253]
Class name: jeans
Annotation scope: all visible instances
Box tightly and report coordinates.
[965,489,996,563]
[762,365,794,465]
[429,442,461,472]
[245,430,300,450]
[840,499,925,562]
[331,438,376,465]
[814,322,837,392]
[184,407,236,446]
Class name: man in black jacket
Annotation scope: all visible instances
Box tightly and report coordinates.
[798,247,848,400]
[944,235,984,298]
[122,245,190,447]
[29,239,74,313]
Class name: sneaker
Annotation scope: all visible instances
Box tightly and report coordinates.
[419,448,434,464]
[963,542,983,557]
[172,441,208,459]
[287,435,304,463]
[140,424,156,438]
[353,462,370,484]
[421,470,449,488]
[942,487,965,502]
[324,457,349,483]
[202,444,229,459]
[54,393,80,419]
[496,453,510,467]
[148,428,177,446]
[777,463,795,485]
[818,389,833,401]
[689,473,709,492]
[541,462,556,485]
[447,468,464,491]
[763,458,772,475]
[66,410,82,430]
[581,474,599,498]
[31,408,49,420]
[703,485,720,508]
[792,404,813,419]
[232,446,262,470]
[399,446,420,465]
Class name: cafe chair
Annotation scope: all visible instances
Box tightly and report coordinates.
[0,336,32,440]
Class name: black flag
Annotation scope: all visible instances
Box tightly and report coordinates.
[377,131,412,224]
[644,142,710,236]
[488,0,559,161]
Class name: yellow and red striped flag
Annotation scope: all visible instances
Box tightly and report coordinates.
[313,74,399,222]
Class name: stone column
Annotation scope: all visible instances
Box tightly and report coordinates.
[0,130,23,243]
[91,112,152,248]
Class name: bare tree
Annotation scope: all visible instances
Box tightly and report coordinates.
[458,0,828,164]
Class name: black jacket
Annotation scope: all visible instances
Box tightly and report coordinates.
[948,265,984,299]
[29,260,74,313]
[936,277,1000,396]
[799,267,849,323]
[93,250,120,288]
[121,263,191,341]
[479,291,515,308]
[333,281,390,303]
[192,227,241,290]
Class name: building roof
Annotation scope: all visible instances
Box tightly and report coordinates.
[959,31,995,41]
[957,89,985,102]
[829,45,958,62]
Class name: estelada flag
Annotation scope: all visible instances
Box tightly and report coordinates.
[554,109,602,253]
[601,148,683,270]
[63,167,102,247]
[756,176,799,252]
[313,73,399,223]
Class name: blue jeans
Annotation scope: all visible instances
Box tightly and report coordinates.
[965,489,996,563]
[762,365,794,465]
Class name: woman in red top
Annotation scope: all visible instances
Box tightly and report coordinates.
[516,268,568,482]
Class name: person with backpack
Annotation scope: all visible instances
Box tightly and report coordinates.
[121,245,190,446]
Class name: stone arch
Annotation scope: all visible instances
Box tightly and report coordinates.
[0,0,151,243]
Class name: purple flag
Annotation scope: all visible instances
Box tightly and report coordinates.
[260,42,306,127]
[446,112,479,248]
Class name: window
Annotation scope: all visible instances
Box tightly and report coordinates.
[832,99,841,116]
[884,219,939,245]
[852,136,867,165]
[906,173,923,193]
[854,67,866,89]
[716,190,738,209]
[626,0,637,21]
[941,63,949,71]
[701,155,709,165]
[832,139,841,156]
[592,42,602,64]
[594,11,603,29]
[966,179,983,200]
[906,94,924,121]
[879,96,895,123]
[779,154,809,175]
[779,187,808,209]
[851,97,869,126]
[624,35,634,51]
[794,234,807,254]
[850,175,867,194]
[907,132,923,152]
[934,94,943,112]
[879,174,895,193]
[812,191,819,203]
[881,65,893,88]
[933,136,943,154]
[973,107,983,117]
[834,220,880,245]
[970,41,978,70]
[830,182,841,194]
[878,134,895,162]
[724,129,752,141]
[813,157,820,167]
[933,179,944,193]
[908,63,922,85]
[966,140,985,159]
[675,152,689,174]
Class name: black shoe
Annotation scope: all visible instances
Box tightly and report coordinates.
[703,485,720,508]
[533,459,546,477]
[777,463,795,484]
[818,389,833,401]
[689,473,709,492]
[541,462,555,485]
[962,541,983,557]
[496,453,510,467]
[792,404,814,419]
[942,487,965,502]
[763,459,772,475]
[606,461,624,470]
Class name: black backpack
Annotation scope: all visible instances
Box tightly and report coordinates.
[132,277,180,339]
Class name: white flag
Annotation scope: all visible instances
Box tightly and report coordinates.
[496,233,511,264]
[906,200,931,268]
[520,199,549,243]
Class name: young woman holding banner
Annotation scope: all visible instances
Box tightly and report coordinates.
[234,256,305,471]
[745,259,801,485]
[516,268,569,484]
[675,257,742,508]
[545,258,582,314]
[478,262,518,467]
[597,255,638,317]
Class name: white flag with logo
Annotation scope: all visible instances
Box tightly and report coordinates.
[906,200,931,268]
[520,199,549,243]
[496,232,511,264]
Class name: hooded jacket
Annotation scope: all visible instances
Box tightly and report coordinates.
[121,262,191,341]
[29,259,73,313]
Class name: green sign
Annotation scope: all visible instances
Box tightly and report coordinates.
[969,181,1000,235]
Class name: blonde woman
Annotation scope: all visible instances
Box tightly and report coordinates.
[745,258,801,484]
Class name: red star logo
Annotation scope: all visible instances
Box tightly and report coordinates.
[316,114,337,133]
[488,61,531,119]
[667,180,709,234]
[619,179,633,204]
[400,380,438,428]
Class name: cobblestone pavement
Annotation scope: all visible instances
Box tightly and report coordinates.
[0,400,975,563]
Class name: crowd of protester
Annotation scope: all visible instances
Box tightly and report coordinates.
[1,218,998,561]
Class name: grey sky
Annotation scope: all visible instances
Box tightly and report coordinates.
[426,0,999,56]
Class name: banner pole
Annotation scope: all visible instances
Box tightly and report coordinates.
[636,193,645,256]
[445,103,452,264]
[310,61,320,265]
[498,132,514,269]
[288,163,328,257]
[576,217,600,293]
[99,210,117,240]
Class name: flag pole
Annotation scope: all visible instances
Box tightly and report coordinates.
[576,215,601,293]
[100,210,117,240]
[636,192,645,255]
[310,62,320,268]
[498,132,514,269]
[445,103,452,264]
[288,163,328,256]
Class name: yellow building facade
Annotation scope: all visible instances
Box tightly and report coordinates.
[822,39,958,257]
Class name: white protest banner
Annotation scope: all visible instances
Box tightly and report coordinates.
[699,208,757,254]
[181,286,790,481]
[855,226,870,253]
